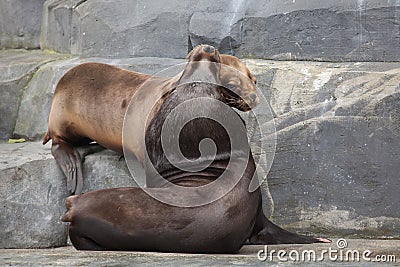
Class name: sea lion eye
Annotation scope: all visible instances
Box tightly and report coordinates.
[226,82,238,91]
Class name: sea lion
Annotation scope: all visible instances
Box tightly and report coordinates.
[62,66,260,252]
[61,45,329,250]
[43,45,259,195]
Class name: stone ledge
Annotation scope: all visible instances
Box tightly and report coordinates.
[39,0,400,61]
[0,49,67,140]
[0,141,137,248]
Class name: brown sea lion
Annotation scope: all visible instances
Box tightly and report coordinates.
[43,45,259,195]
[61,61,260,252]
[61,45,329,250]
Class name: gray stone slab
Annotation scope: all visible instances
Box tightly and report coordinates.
[237,1,400,61]
[0,141,137,248]
[188,0,247,55]
[242,60,400,119]
[0,0,45,49]
[41,0,193,58]
[0,50,66,140]
[266,116,400,238]
[1,239,399,266]
[239,61,400,234]
[0,141,68,249]
[241,59,400,238]
[82,149,138,192]
[39,0,400,61]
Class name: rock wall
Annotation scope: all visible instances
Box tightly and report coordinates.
[244,59,400,237]
[0,0,45,49]
[0,50,66,140]
[37,0,400,61]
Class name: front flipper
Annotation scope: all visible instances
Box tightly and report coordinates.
[250,208,331,245]
[51,141,83,195]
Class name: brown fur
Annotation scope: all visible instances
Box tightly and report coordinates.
[43,45,258,194]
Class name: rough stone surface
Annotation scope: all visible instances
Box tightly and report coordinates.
[41,0,193,58]
[0,0,45,49]
[267,117,400,238]
[0,50,66,140]
[13,56,182,139]
[0,142,67,249]
[82,149,138,192]
[242,59,400,238]
[1,240,399,266]
[237,0,400,61]
[0,142,137,248]
[39,0,400,61]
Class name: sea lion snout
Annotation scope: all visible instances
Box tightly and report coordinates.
[203,45,215,53]
[186,44,220,63]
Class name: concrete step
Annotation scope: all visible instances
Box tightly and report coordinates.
[1,239,399,266]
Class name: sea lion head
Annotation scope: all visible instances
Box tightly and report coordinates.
[179,45,258,112]
[185,44,221,63]
[178,44,221,85]
[219,54,259,112]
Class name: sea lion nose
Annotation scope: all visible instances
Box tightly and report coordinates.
[203,45,215,53]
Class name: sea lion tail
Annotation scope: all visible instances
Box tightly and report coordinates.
[43,130,51,145]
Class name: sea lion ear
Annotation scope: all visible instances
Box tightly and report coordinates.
[185,46,196,61]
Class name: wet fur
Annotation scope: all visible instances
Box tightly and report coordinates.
[44,46,258,194]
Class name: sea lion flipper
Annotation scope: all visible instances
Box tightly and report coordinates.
[51,141,83,195]
[69,227,106,251]
[249,210,331,245]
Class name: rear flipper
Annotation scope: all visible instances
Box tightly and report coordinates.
[249,209,331,245]
[51,141,83,195]
[62,196,105,250]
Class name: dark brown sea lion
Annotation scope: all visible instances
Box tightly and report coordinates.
[43,45,259,195]
[61,46,329,251]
